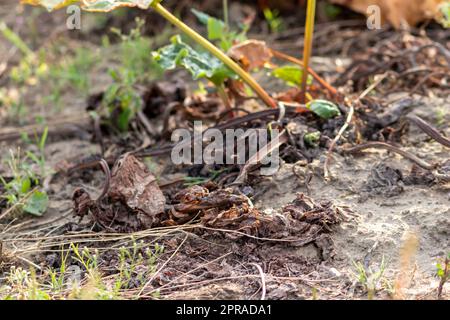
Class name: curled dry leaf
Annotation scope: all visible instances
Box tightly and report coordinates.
[169,185,261,237]
[201,203,260,237]
[108,153,165,217]
[72,153,166,232]
[228,40,274,71]
[258,193,349,253]
[172,185,247,213]
[330,0,444,28]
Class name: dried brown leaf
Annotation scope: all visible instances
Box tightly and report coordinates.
[228,40,274,71]
[330,0,444,28]
[108,153,165,217]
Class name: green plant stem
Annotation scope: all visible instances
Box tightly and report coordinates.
[216,84,234,116]
[300,0,316,102]
[0,22,33,58]
[151,2,276,108]
[223,0,229,30]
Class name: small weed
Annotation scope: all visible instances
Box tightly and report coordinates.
[0,267,50,300]
[101,68,143,132]
[0,126,49,217]
[436,253,449,299]
[263,8,284,33]
[115,240,164,293]
[0,22,48,86]
[47,249,70,293]
[352,256,387,299]
[99,18,165,132]
[111,17,163,82]
[0,241,166,300]
[191,8,249,51]
[45,47,98,109]
[436,107,446,126]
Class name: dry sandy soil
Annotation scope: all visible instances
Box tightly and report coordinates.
[0,0,449,300]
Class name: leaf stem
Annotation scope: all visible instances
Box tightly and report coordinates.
[270,48,338,96]
[151,2,276,108]
[223,0,229,30]
[300,0,316,102]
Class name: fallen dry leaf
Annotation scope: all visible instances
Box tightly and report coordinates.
[330,0,444,28]
[228,40,274,71]
[108,153,165,217]
[73,154,166,232]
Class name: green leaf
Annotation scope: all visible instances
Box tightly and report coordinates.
[207,17,225,40]
[117,107,133,132]
[304,131,321,147]
[272,65,313,87]
[26,151,40,166]
[21,0,79,11]
[23,190,48,216]
[39,126,48,151]
[324,4,342,19]
[20,177,31,194]
[152,35,236,86]
[191,8,211,25]
[191,9,226,41]
[307,99,341,119]
[438,2,450,28]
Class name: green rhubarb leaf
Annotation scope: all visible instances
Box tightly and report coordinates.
[21,0,160,12]
[152,35,236,86]
[272,65,313,87]
[307,99,341,119]
[21,0,79,11]
[23,190,48,216]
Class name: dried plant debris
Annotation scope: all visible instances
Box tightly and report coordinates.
[403,164,437,186]
[359,98,422,138]
[167,185,261,237]
[259,193,348,254]
[142,80,187,118]
[362,163,405,197]
[73,154,166,232]
[169,189,347,258]
[72,159,347,254]
[336,33,449,94]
